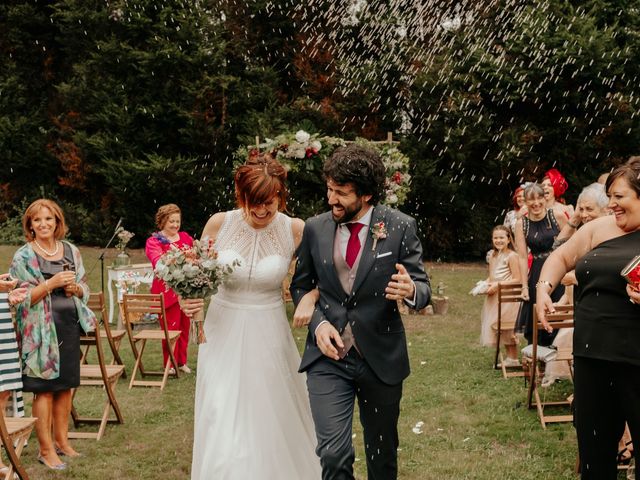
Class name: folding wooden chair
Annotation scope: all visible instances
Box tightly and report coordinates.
[122,294,180,390]
[493,281,525,378]
[0,411,36,480]
[526,304,575,429]
[82,292,127,378]
[69,322,125,440]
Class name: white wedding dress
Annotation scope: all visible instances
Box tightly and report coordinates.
[191,210,321,479]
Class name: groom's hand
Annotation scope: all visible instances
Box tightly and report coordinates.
[385,264,415,301]
[316,322,343,361]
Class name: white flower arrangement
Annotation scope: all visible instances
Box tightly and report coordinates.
[115,227,134,252]
[234,130,412,206]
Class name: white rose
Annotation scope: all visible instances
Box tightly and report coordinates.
[293,148,306,159]
[171,269,185,281]
[201,259,217,270]
[310,140,322,151]
[155,262,168,276]
[182,264,199,278]
[295,130,310,143]
[386,193,398,204]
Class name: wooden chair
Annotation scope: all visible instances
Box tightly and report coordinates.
[0,411,36,480]
[526,304,575,429]
[121,294,180,390]
[82,292,127,378]
[69,322,125,440]
[493,281,525,378]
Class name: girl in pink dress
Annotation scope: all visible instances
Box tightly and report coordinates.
[145,204,194,373]
[480,225,522,365]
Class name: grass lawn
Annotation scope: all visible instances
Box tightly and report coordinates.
[0,246,606,479]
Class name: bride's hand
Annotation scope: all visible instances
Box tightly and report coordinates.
[179,297,205,318]
[292,288,319,328]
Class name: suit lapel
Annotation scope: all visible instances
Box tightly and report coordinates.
[352,205,387,294]
[318,214,345,298]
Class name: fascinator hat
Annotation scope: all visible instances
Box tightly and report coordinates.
[544,168,569,198]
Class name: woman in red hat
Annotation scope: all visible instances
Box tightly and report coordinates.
[541,168,574,219]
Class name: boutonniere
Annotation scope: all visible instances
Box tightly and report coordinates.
[371,222,388,251]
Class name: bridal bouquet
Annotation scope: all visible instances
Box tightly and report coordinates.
[154,238,236,344]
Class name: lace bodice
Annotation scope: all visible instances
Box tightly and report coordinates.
[213,210,294,305]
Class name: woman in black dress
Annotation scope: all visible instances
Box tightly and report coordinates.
[537,157,640,479]
[10,199,96,470]
[514,183,567,345]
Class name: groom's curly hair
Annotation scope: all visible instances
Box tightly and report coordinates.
[323,144,386,205]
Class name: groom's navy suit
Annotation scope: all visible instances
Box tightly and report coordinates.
[291,204,430,480]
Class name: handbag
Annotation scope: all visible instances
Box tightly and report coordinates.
[521,344,558,363]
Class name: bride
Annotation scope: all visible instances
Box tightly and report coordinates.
[184,153,321,479]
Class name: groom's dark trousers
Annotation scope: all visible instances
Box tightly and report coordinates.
[291,205,430,480]
[307,351,402,480]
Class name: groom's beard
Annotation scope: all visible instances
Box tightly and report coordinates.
[331,198,363,224]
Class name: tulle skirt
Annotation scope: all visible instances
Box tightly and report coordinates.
[191,297,321,479]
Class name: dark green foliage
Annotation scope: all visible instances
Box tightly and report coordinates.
[1,0,639,258]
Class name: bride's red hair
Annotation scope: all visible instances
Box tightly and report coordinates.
[235,152,288,211]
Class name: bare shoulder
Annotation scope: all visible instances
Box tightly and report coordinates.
[552,208,568,227]
[588,215,620,248]
[290,217,305,248]
[201,212,227,240]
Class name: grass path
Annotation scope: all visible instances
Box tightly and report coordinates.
[0,247,592,479]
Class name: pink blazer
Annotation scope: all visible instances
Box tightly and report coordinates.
[145,231,194,308]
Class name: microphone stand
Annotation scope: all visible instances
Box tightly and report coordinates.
[87,219,122,294]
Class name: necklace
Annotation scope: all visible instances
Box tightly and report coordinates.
[161,231,180,243]
[33,239,59,257]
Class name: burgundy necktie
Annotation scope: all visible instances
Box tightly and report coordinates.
[345,223,365,268]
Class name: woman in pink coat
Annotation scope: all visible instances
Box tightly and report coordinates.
[145,204,194,374]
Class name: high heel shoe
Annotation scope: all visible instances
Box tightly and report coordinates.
[37,454,67,470]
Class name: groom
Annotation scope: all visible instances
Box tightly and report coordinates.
[291,144,430,480]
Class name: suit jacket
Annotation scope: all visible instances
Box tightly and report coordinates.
[291,204,430,385]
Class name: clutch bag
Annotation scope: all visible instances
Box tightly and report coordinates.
[620,254,640,288]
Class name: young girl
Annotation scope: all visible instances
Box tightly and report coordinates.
[480,225,521,365]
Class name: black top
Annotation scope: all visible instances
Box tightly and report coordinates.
[574,230,640,365]
[517,209,564,345]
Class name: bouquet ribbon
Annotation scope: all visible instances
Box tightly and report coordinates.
[179,298,207,344]
[190,309,207,345]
